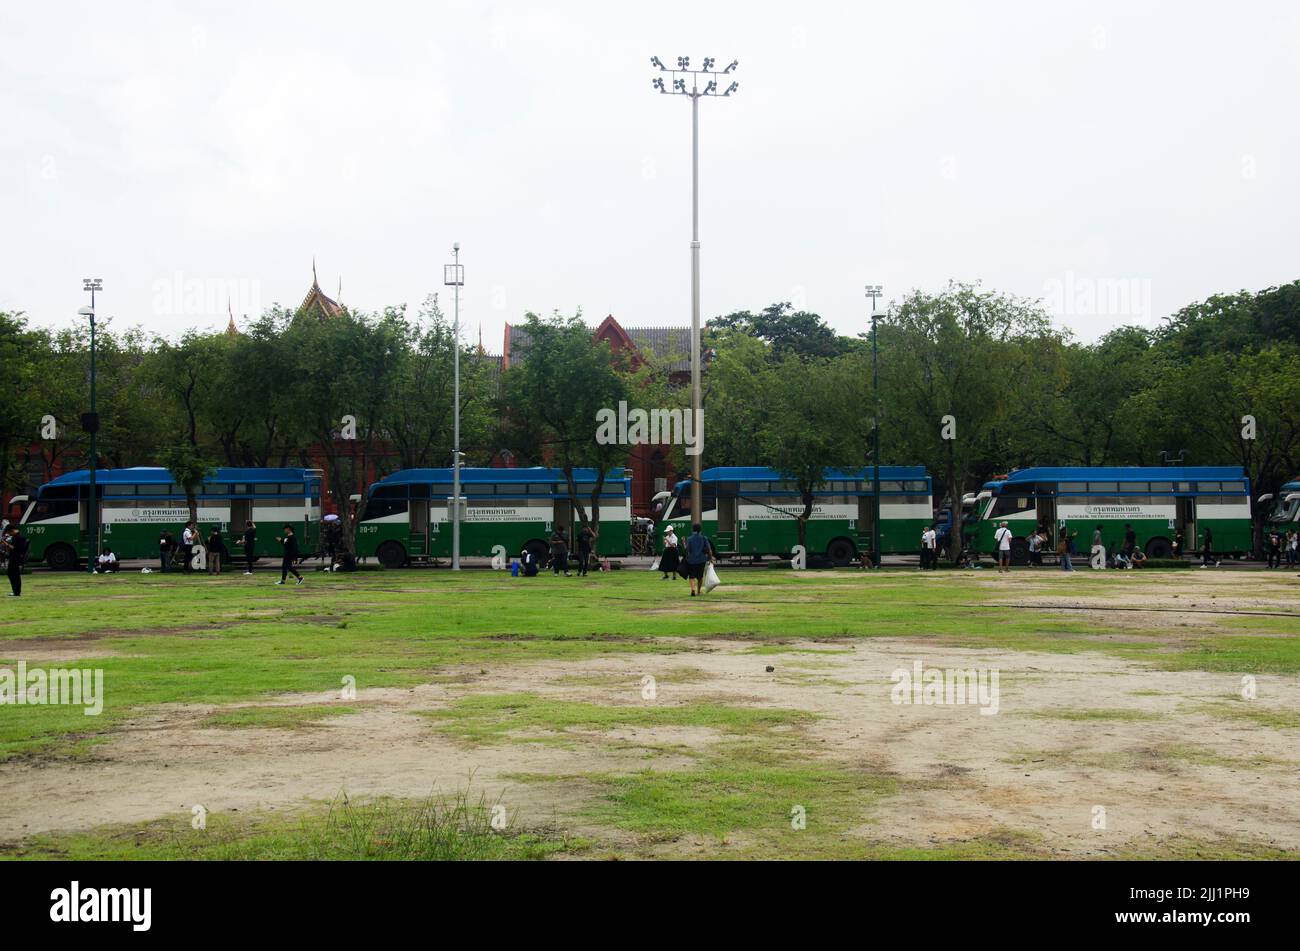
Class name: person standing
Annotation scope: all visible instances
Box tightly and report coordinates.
[1200,527,1218,568]
[576,523,596,577]
[683,523,715,597]
[549,527,570,577]
[276,525,304,585]
[4,526,28,596]
[993,521,1013,573]
[240,520,257,575]
[1090,524,1106,570]
[179,521,199,573]
[206,525,228,576]
[1267,530,1282,569]
[159,530,175,572]
[1172,529,1184,559]
[1288,530,1298,568]
[659,525,680,580]
[1060,530,1078,572]
[921,524,938,570]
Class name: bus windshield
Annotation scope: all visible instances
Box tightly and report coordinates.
[1269,495,1300,523]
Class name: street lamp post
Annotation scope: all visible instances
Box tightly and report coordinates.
[80,278,102,574]
[651,55,738,524]
[865,284,883,568]
[444,245,464,570]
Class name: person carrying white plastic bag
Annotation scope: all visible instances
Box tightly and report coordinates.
[702,560,721,593]
[682,523,717,597]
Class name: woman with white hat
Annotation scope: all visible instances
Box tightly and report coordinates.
[659,524,680,580]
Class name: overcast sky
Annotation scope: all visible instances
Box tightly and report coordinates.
[3,1,1297,349]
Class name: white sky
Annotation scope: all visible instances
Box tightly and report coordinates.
[3,0,1298,348]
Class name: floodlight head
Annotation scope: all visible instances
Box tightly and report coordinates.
[650,55,665,69]
[703,57,715,71]
[82,278,102,291]
[724,59,739,73]
[865,284,883,297]
[77,306,94,317]
[677,56,689,69]
[704,80,717,95]
[723,81,739,96]
[652,77,665,92]
[673,77,686,93]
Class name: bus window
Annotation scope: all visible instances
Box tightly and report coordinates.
[26,499,78,522]
[361,496,407,520]
[990,495,1032,517]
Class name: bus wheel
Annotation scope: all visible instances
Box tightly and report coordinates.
[44,543,79,571]
[375,541,407,569]
[826,538,856,567]
[1010,538,1030,566]
[1145,537,1172,559]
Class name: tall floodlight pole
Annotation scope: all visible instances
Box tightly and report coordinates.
[80,279,102,574]
[865,284,883,568]
[651,55,738,523]
[444,246,464,570]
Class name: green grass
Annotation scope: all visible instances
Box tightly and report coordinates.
[2,567,1297,860]
[5,790,584,860]
[424,693,815,745]
[199,704,359,730]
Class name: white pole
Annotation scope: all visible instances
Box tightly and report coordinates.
[452,243,461,571]
[689,90,702,524]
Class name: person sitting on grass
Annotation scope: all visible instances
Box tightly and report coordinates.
[1129,547,1148,569]
[95,547,119,574]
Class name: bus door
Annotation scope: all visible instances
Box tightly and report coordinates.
[1035,494,1057,547]
[552,497,572,538]
[856,495,876,553]
[230,498,252,536]
[715,495,737,553]
[1177,497,1196,546]
[408,499,430,557]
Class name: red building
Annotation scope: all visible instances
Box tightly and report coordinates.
[502,314,692,517]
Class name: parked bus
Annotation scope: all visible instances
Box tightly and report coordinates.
[18,467,323,570]
[354,467,632,568]
[969,466,1253,563]
[1260,477,1300,529]
[654,466,934,565]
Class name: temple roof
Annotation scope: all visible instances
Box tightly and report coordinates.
[297,260,346,319]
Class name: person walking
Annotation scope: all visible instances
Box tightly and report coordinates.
[549,527,570,576]
[994,521,1013,573]
[659,524,680,580]
[4,526,29,596]
[1200,527,1218,568]
[275,525,304,585]
[683,523,715,597]
[1090,524,1106,570]
[239,520,257,575]
[206,525,228,576]
[576,523,596,577]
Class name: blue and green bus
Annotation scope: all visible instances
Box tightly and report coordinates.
[354,467,633,568]
[654,466,935,565]
[969,466,1253,562]
[18,467,323,570]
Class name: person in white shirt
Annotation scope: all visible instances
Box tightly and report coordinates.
[993,521,1013,573]
[920,526,938,570]
[95,547,119,573]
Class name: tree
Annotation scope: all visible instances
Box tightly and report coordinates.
[503,312,635,538]
[162,443,216,526]
[712,302,855,360]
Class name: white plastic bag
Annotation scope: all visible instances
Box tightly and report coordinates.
[650,557,660,572]
[703,562,720,593]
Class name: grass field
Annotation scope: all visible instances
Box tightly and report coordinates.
[1,564,1298,860]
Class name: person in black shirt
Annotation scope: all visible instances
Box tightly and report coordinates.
[4,526,28,596]
[206,526,229,575]
[276,524,303,585]
[239,521,257,574]
[576,524,596,576]
[159,530,175,572]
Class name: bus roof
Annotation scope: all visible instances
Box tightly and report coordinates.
[673,465,928,493]
[997,466,1247,485]
[371,467,627,489]
[41,467,319,488]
